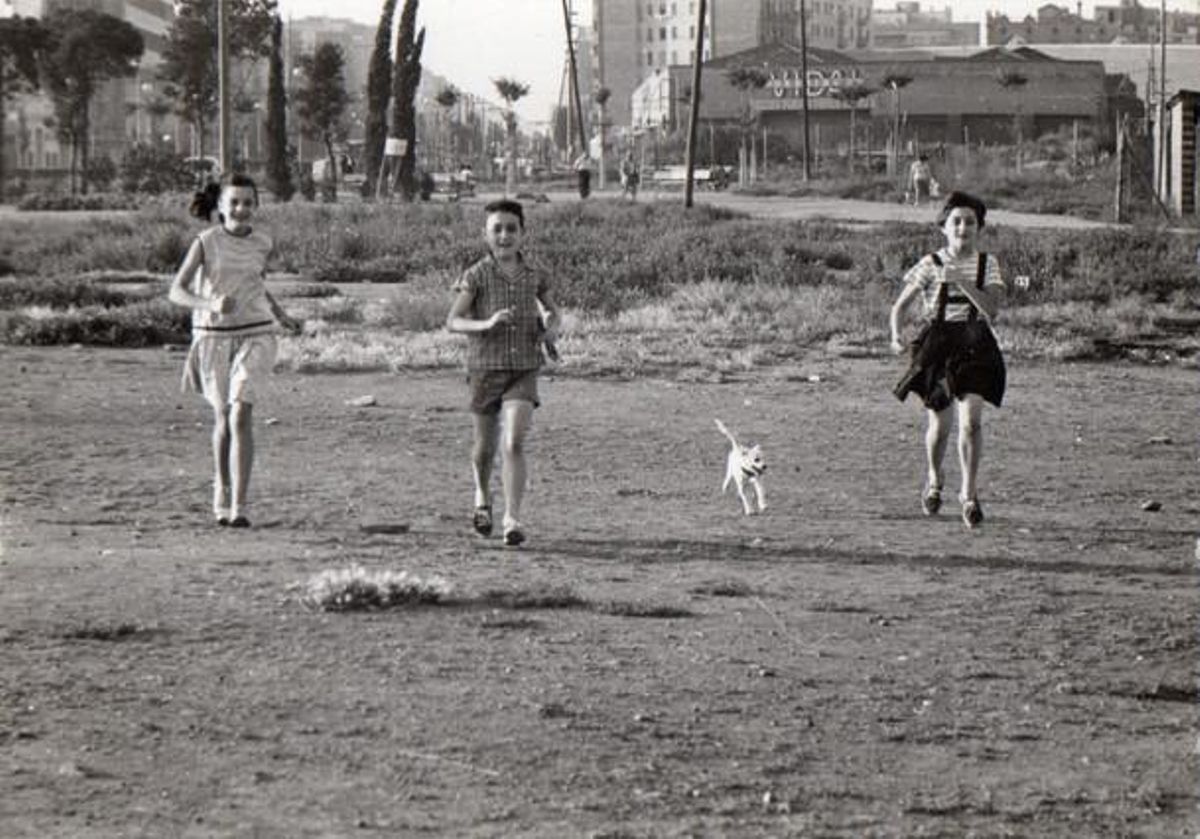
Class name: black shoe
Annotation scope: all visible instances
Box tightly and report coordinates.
[472,505,493,537]
[229,515,251,529]
[503,527,526,547]
[961,499,984,529]
[922,486,942,517]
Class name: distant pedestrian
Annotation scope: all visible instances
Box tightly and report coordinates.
[574,153,592,199]
[620,152,640,201]
[908,154,933,206]
[169,174,302,528]
[446,199,561,547]
[890,191,1007,529]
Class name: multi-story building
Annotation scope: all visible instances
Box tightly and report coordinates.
[594,0,871,127]
[869,2,980,48]
[987,1,1200,46]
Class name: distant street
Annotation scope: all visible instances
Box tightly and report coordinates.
[467,187,1120,231]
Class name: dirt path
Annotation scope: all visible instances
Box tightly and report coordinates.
[1,347,1197,837]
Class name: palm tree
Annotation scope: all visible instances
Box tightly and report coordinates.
[492,76,528,196]
[594,86,610,189]
[435,85,459,171]
[881,73,911,178]
[996,69,1028,173]
[830,81,875,175]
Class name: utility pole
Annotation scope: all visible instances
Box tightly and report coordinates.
[684,0,707,207]
[218,0,231,173]
[1156,0,1167,200]
[561,0,588,159]
[798,0,812,181]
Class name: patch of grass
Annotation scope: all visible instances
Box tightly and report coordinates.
[62,622,161,641]
[474,586,588,611]
[594,601,693,618]
[302,566,452,612]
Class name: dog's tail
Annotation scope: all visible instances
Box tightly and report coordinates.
[714,418,738,446]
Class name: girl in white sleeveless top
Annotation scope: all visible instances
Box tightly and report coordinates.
[168,175,301,527]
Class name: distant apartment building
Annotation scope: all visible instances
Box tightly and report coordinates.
[594,0,871,127]
[869,2,979,48]
[987,1,1200,46]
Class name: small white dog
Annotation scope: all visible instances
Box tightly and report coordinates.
[715,419,767,515]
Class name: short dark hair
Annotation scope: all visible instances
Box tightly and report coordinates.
[189,172,259,222]
[483,198,525,228]
[936,190,987,228]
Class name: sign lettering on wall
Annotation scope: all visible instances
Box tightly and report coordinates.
[767,67,864,99]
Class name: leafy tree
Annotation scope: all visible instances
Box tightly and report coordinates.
[996,69,1029,172]
[362,0,398,197]
[830,81,875,174]
[493,77,528,196]
[0,16,48,202]
[40,9,143,194]
[119,143,191,193]
[295,42,350,198]
[264,15,293,201]
[159,0,276,161]
[390,0,424,200]
[727,66,769,184]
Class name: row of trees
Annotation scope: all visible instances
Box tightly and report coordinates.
[0,0,437,203]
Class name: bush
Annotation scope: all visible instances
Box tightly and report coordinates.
[85,155,117,192]
[119,144,193,194]
[0,276,133,309]
[1,298,190,346]
[17,192,140,212]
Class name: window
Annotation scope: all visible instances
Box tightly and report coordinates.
[671,2,676,14]
[689,24,694,37]
[647,50,654,66]
[671,25,677,38]
[660,26,667,39]
[648,27,654,41]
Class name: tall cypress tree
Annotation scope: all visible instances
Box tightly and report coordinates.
[390,0,424,200]
[361,0,397,198]
[264,15,293,201]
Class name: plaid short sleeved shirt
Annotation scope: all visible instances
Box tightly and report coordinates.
[454,254,550,372]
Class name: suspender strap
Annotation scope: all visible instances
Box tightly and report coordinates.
[931,253,948,323]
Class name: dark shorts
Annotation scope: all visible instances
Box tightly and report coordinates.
[468,369,540,415]
[894,320,1006,411]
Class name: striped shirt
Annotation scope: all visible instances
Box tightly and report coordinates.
[190,226,276,336]
[903,249,1005,323]
[453,254,551,372]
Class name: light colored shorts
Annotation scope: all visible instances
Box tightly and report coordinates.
[182,334,278,408]
[468,369,540,415]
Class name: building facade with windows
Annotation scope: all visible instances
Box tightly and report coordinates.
[987,1,1200,46]
[869,2,980,48]
[595,0,872,127]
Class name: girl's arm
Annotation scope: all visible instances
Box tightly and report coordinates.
[536,288,561,339]
[168,239,228,313]
[446,287,509,333]
[889,282,923,354]
[264,289,303,335]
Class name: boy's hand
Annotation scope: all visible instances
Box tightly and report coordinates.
[209,295,235,315]
[890,336,905,355]
[488,309,513,329]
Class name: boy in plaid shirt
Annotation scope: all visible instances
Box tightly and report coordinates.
[447,200,560,546]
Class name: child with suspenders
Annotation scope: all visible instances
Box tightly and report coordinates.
[890,191,1007,529]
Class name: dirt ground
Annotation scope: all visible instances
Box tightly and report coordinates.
[1,346,1197,838]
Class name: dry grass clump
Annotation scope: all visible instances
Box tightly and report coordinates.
[302,566,452,612]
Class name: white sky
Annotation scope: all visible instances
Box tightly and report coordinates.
[272,0,1200,122]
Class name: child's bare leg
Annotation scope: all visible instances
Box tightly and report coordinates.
[211,405,232,518]
[499,399,534,531]
[229,401,254,520]
[471,412,500,509]
[924,405,953,490]
[956,395,984,501]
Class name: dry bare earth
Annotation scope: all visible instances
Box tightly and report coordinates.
[1,347,1197,838]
